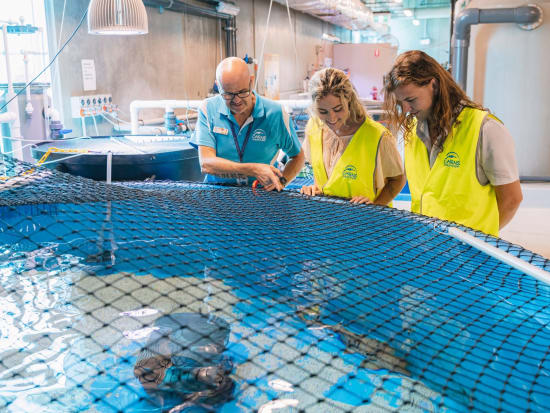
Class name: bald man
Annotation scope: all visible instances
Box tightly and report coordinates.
[194,57,305,191]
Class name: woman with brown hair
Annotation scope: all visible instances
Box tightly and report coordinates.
[301,67,405,206]
[383,50,522,236]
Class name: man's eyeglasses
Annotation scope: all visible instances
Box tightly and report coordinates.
[220,89,251,101]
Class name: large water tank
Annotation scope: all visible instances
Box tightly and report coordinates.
[465,0,550,178]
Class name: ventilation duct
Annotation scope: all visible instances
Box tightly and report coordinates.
[273,0,374,31]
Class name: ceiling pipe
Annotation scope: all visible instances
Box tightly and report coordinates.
[451,5,543,90]
[142,0,237,57]
[143,0,234,20]
[273,0,374,31]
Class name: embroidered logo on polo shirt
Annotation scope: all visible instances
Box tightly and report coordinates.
[342,165,357,180]
[252,129,266,142]
[444,151,461,168]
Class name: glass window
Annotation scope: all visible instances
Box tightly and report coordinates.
[0,0,50,84]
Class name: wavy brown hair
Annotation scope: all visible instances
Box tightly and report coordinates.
[308,68,366,127]
[383,50,483,142]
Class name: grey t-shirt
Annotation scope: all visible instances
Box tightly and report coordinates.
[416,116,519,186]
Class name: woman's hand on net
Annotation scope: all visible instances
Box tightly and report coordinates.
[300,184,322,196]
[350,196,372,205]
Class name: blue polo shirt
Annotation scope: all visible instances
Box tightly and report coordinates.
[194,92,301,185]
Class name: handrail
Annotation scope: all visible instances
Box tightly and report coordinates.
[447,227,550,285]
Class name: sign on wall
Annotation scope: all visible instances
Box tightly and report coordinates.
[81,59,97,91]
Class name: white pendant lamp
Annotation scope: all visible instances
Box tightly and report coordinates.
[88,0,148,35]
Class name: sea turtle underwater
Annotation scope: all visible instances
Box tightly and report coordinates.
[297,305,409,375]
[134,312,235,412]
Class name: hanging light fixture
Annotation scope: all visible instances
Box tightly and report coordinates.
[88,0,148,35]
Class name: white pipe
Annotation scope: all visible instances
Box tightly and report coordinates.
[130,100,203,134]
[23,51,33,117]
[359,98,383,107]
[367,109,386,117]
[129,98,384,135]
[139,114,198,126]
[44,1,66,129]
[101,112,166,134]
[81,116,87,137]
[2,24,23,159]
[0,111,17,123]
[92,114,99,136]
[139,116,167,126]
[106,151,112,184]
[42,89,49,138]
[447,227,550,285]
[278,98,383,113]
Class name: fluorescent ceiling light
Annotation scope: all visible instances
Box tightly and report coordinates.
[413,19,420,26]
[216,2,240,16]
[88,0,148,35]
[420,38,431,45]
[404,9,413,17]
[393,0,403,3]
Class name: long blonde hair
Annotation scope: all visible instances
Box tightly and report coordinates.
[383,50,483,140]
[308,68,366,126]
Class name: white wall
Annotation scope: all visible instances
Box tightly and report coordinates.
[333,43,397,97]
[466,0,550,177]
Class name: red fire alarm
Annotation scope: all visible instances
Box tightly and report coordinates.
[374,48,380,57]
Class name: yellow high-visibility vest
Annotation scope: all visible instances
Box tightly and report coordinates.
[404,107,499,236]
[307,117,388,202]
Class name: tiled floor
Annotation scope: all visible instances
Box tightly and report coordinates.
[394,183,550,259]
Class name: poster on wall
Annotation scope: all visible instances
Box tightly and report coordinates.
[263,53,280,100]
[81,59,97,91]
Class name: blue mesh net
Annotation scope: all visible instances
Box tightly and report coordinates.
[0,155,549,412]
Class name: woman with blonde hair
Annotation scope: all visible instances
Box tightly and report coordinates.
[301,68,405,205]
[383,50,522,236]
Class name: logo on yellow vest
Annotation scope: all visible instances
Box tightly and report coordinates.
[444,151,460,168]
[342,165,357,180]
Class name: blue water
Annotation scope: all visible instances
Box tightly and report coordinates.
[0,189,549,412]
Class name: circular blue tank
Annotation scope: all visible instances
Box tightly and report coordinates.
[31,135,204,181]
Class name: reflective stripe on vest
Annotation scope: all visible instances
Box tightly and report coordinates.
[404,107,499,236]
[307,117,387,202]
